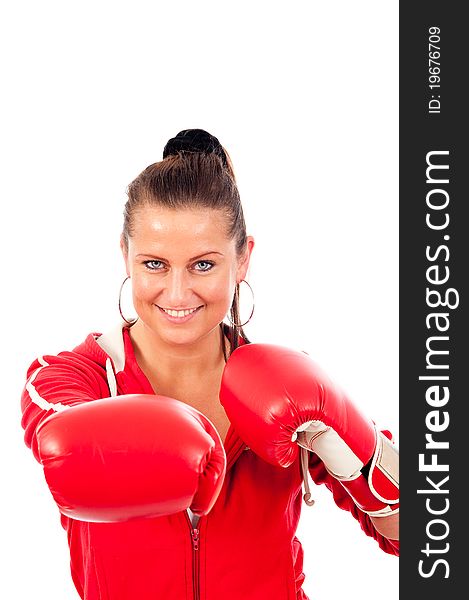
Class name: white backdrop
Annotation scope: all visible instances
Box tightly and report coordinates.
[1,1,398,598]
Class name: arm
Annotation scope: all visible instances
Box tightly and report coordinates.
[21,351,111,462]
[298,421,399,541]
[219,343,399,552]
[371,512,399,541]
[307,451,399,554]
[21,353,226,521]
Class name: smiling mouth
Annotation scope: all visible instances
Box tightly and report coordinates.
[157,305,203,318]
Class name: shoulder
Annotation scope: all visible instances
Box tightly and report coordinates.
[24,326,117,382]
[22,324,132,411]
[26,320,133,373]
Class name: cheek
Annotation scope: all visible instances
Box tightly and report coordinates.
[131,274,158,302]
[203,273,236,304]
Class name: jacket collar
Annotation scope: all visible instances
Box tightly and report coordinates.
[94,319,129,373]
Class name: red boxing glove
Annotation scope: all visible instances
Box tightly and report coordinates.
[36,394,226,522]
[219,344,399,518]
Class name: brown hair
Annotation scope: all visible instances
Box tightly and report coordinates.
[122,130,251,360]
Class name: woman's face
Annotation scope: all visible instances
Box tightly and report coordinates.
[121,206,254,346]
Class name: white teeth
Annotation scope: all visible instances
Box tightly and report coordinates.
[162,307,199,317]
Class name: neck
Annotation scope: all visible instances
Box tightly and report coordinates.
[129,320,230,381]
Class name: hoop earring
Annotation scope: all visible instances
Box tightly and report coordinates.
[118,276,138,325]
[227,279,255,327]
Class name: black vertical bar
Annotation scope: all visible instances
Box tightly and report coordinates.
[400,2,466,596]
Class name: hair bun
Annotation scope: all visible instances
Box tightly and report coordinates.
[163,129,228,167]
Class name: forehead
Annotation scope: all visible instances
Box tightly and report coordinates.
[129,206,233,254]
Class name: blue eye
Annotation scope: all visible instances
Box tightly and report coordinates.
[143,260,214,272]
[144,260,164,270]
[194,261,214,272]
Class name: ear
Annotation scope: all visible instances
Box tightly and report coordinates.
[120,234,131,277]
[236,236,255,283]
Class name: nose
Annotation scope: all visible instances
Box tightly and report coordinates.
[163,269,194,308]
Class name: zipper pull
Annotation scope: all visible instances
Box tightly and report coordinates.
[191,528,200,551]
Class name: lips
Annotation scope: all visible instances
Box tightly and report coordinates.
[156,305,203,323]
[161,306,199,316]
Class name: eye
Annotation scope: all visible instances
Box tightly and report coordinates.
[142,259,214,272]
[143,260,165,271]
[194,260,214,272]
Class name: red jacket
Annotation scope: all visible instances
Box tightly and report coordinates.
[21,322,399,600]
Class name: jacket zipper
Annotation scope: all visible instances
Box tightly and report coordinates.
[185,510,201,600]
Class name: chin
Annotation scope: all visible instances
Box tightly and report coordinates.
[159,321,224,346]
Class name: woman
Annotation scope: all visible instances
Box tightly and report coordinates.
[21,129,399,600]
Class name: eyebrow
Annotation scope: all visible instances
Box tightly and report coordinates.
[135,251,224,261]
